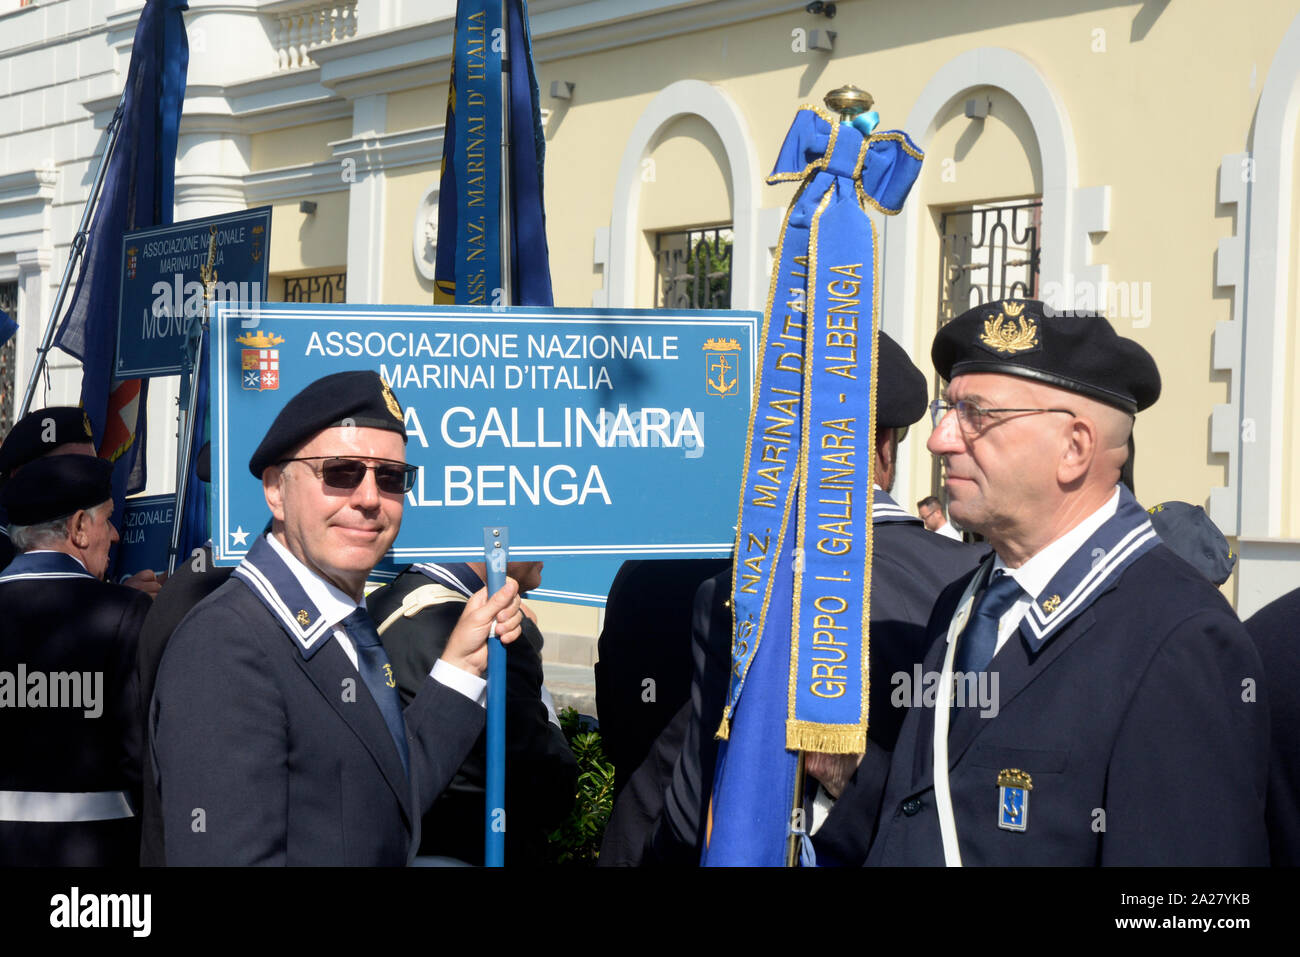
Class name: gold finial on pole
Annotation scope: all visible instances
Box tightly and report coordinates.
[824,85,874,122]
[200,224,219,301]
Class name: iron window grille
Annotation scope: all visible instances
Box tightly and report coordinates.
[655,227,733,310]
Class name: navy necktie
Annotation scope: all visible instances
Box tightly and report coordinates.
[954,571,1024,675]
[342,608,411,778]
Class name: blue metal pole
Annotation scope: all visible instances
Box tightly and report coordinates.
[483,525,509,866]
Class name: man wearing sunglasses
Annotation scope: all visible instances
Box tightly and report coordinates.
[151,370,524,865]
[830,299,1267,866]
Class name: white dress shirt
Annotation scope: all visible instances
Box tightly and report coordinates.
[987,486,1121,655]
[934,520,963,541]
[264,533,486,705]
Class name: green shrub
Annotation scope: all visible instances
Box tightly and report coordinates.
[545,707,615,865]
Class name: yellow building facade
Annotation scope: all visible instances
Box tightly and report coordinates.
[4,0,1300,623]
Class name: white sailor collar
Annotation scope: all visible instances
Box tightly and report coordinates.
[871,486,923,526]
[0,549,94,583]
[992,484,1159,650]
[412,561,482,598]
[233,533,361,659]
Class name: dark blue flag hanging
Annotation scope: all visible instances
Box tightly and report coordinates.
[703,103,923,866]
[50,0,189,541]
[0,309,15,349]
[434,0,552,307]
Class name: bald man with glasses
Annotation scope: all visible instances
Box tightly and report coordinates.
[150,370,524,865]
[821,300,1268,866]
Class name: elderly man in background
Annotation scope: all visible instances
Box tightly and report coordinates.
[0,455,150,865]
[0,406,165,597]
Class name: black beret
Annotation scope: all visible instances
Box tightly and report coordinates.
[1148,501,1237,587]
[1,454,113,526]
[876,330,928,430]
[249,370,408,477]
[932,300,1160,413]
[0,407,95,479]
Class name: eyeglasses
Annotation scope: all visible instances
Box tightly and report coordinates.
[929,399,1075,435]
[280,456,418,494]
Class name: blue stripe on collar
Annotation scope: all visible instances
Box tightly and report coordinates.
[232,536,335,659]
[1018,486,1160,651]
[871,487,923,525]
[413,562,481,598]
[0,550,95,583]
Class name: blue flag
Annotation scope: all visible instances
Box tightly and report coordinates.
[51,0,188,539]
[434,0,552,307]
[0,308,15,349]
[703,107,923,866]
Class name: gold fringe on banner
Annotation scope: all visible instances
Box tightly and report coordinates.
[716,716,731,741]
[786,722,867,754]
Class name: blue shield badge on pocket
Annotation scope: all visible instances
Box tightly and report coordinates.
[997,768,1033,832]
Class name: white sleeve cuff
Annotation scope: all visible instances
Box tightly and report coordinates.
[431,659,487,707]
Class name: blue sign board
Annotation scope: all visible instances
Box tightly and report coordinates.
[209,303,757,580]
[116,207,271,377]
[114,493,177,580]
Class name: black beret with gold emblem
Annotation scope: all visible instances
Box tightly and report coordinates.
[1,454,113,526]
[876,330,929,430]
[0,406,96,480]
[931,299,1160,413]
[248,370,408,477]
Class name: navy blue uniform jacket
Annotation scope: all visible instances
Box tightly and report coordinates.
[151,567,485,866]
[0,552,150,866]
[1244,586,1300,865]
[859,543,1269,866]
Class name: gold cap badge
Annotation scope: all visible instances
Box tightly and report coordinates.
[979,301,1039,354]
[380,380,403,424]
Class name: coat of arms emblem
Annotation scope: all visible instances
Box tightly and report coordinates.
[236,331,285,391]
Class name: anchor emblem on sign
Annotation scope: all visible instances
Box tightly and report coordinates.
[702,337,742,397]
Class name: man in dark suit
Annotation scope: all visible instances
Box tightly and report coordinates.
[1244,588,1300,865]
[612,331,984,865]
[0,455,151,865]
[829,300,1267,865]
[596,559,729,785]
[150,371,524,865]
[368,559,577,865]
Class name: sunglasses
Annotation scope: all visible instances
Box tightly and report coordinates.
[280,456,418,494]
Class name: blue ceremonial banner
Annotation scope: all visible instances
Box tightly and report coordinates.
[115,493,176,579]
[435,0,503,304]
[209,303,757,575]
[434,0,551,307]
[115,207,271,377]
[704,105,923,866]
[51,0,189,516]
